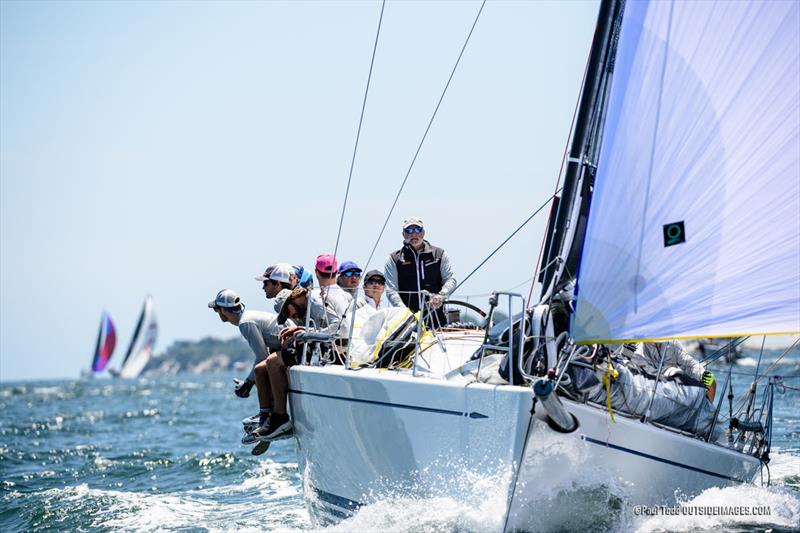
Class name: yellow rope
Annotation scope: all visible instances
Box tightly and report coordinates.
[602,350,618,423]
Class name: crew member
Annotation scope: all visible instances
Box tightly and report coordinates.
[362,269,386,309]
[384,217,456,326]
[208,289,285,438]
[337,260,363,297]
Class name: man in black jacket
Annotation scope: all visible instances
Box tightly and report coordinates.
[384,217,456,326]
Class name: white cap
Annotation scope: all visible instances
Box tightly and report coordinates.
[269,263,294,284]
[402,217,424,229]
[208,289,241,309]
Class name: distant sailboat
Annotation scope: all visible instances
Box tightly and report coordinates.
[88,311,116,376]
[117,295,158,379]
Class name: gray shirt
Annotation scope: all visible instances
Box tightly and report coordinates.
[627,341,705,383]
[308,284,353,337]
[238,309,284,382]
[383,247,456,307]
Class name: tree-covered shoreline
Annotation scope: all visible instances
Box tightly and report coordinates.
[142,336,252,376]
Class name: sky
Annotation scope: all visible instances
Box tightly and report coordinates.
[1,0,608,381]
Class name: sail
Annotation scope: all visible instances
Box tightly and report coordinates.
[572,0,800,343]
[118,296,158,378]
[91,311,117,372]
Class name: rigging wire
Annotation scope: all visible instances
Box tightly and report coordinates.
[728,336,800,418]
[332,0,387,261]
[362,0,488,270]
[702,336,752,365]
[452,190,561,296]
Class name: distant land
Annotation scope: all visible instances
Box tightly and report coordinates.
[142,337,252,377]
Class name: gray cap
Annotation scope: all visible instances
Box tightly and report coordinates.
[273,288,292,314]
[208,289,241,309]
[363,269,385,283]
[402,217,424,229]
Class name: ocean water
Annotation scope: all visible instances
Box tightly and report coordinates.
[1,349,798,533]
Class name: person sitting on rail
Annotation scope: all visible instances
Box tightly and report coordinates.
[254,255,354,441]
[208,289,286,446]
[255,262,297,312]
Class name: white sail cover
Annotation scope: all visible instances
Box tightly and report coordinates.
[572,0,800,342]
[119,296,158,378]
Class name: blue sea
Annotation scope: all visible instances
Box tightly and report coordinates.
[2,349,799,532]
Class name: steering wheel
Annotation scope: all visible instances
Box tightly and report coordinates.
[439,299,490,329]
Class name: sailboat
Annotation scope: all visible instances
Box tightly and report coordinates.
[281,0,799,529]
[116,295,158,379]
[86,311,117,377]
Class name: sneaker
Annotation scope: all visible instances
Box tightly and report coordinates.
[251,440,271,456]
[241,431,257,445]
[242,411,271,433]
[253,413,293,442]
[242,414,260,426]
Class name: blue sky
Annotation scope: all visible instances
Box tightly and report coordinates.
[1,0,603,381]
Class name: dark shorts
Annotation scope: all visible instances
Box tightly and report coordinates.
[280,346,300,367]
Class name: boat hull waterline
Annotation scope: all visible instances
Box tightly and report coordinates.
[288,365,761,529]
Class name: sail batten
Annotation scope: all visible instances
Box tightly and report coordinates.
[572,0,800,343]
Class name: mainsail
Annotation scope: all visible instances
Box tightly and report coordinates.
[118,295,158,378]
[91,311,117,373]
[571,0,800,342]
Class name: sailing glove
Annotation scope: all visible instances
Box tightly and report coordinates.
[233,378,254,398]
[702,371,715,391]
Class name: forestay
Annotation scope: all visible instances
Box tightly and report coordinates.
[572,0,800,342]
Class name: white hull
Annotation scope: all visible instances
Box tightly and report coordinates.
[288,365,761,529]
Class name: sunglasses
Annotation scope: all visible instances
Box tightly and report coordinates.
[365,278,385,285]
[404,226,423,234]
[341,270,361,277]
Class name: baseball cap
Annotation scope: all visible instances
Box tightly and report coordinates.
[269,262,294,284]
[208,289,242,309]
[254,265,275,282]
[300,270,314,287]
[402,217,424,229]
[363,269,385,283]
[315,254,338,273]
[273,288,292,314]
[277,287,309,323]
[338,260,362,274]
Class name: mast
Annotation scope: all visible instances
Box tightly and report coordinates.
[540,0,625,299]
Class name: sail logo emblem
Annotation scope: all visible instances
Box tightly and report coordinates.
[663,221,686,247]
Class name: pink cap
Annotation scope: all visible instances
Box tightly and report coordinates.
[315,254,338,273]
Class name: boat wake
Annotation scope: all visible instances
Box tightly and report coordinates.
[307,451,799,533]
[321,466,511,533]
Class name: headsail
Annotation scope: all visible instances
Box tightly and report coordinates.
[91,311,117,372]
[118,295,158,378]
[571,0,800,343]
